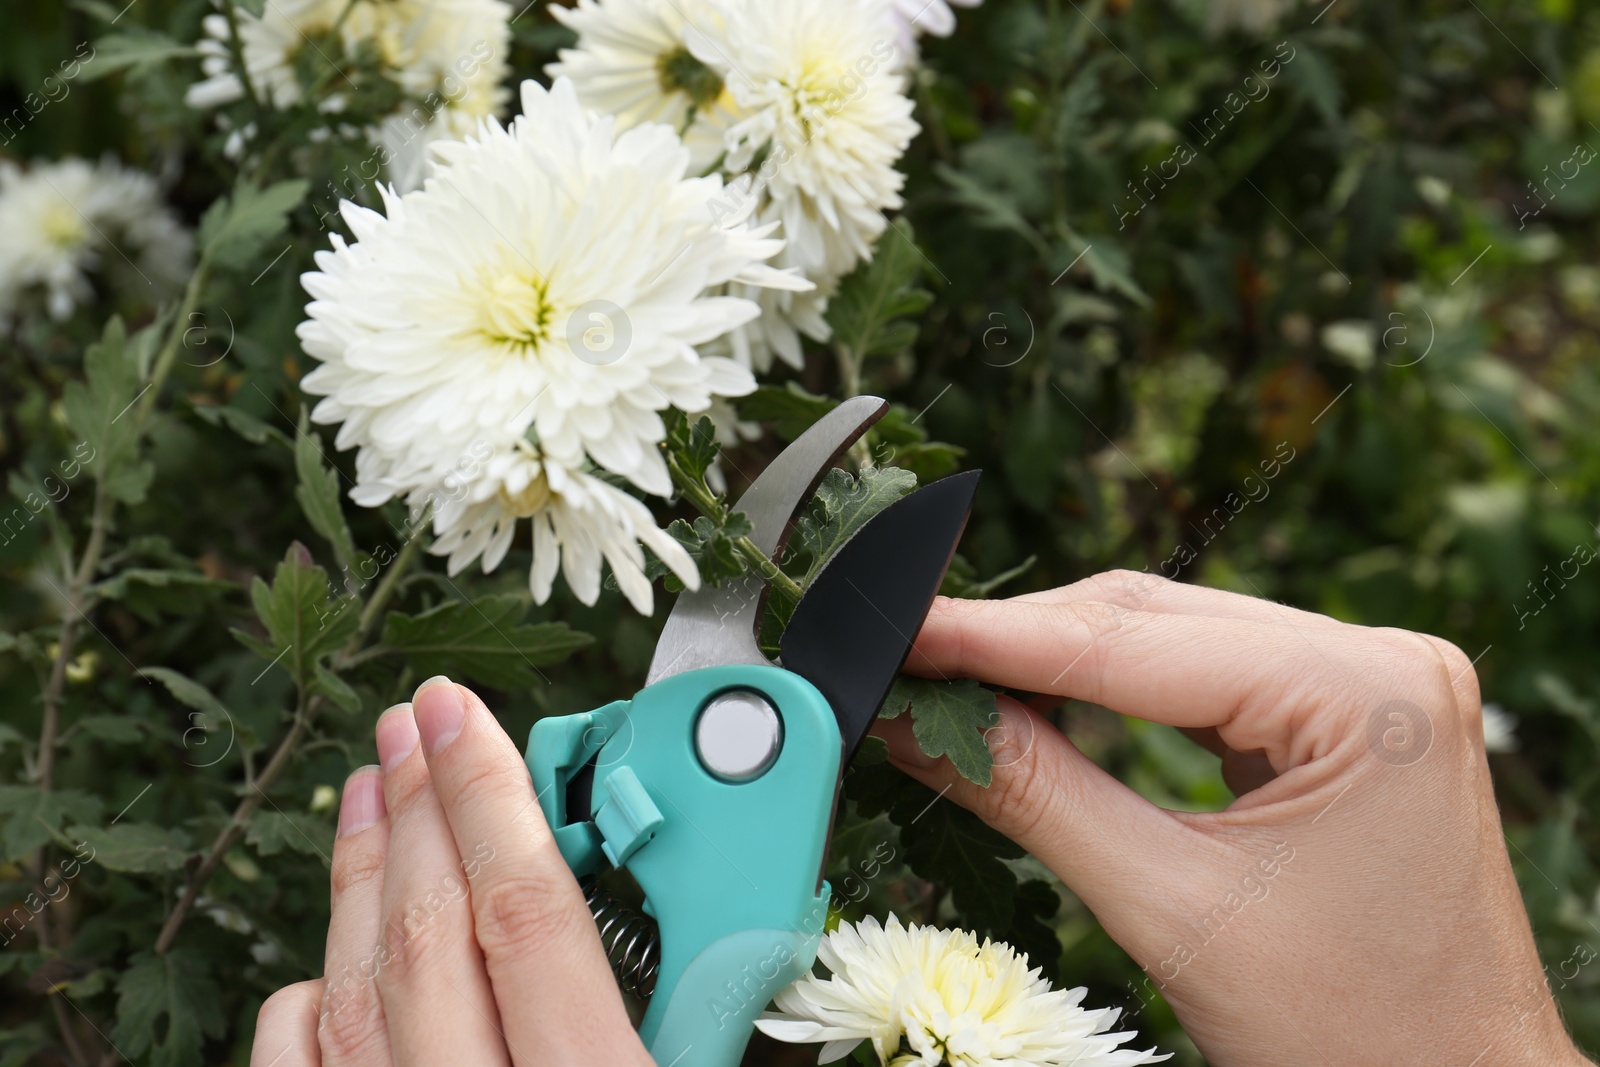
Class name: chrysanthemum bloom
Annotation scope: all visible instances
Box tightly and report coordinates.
[551,0,918,370]
[757,915,1169,1067]
[0,157,191,323]
[547,0,734,172]
[187,0,511,191]
[297,78,811,612]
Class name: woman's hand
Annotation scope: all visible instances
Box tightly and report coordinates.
[251,677,652,1067]
[876,571,1592,1067]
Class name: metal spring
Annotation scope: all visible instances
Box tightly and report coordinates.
[583,877,661,999]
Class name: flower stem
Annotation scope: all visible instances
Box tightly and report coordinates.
[735,535,804,602]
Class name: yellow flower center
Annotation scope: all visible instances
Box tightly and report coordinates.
[498,469,554,517]
[41,202,87,248]
[478,270,554,351]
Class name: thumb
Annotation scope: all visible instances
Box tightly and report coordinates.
[874,695,1215,945]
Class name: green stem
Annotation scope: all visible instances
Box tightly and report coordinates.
[735,536,804,602]
[350,532,422,649]
[834,343,873,468]
[665,447,805,602]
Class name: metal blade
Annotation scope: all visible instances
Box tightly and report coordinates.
[778,470,980,769]
[646,396,888,684]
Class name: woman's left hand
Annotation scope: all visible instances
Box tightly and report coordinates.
[250,676,653,1067]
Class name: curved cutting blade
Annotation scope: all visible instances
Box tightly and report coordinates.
[778,470,979,768]
[646,396,888,684]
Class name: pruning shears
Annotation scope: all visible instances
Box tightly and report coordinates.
[523,396,979,1067]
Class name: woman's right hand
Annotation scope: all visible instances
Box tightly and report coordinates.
[874,571,1591,1067]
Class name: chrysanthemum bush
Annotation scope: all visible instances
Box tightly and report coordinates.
[7,0,1600,1064]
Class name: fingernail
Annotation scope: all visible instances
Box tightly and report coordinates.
[414,676,464,754]
[338,767,385,837]
[375,703,417,772]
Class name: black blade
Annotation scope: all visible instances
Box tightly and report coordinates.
[779,471,980,770]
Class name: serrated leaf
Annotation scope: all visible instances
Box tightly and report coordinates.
[69,823,189,873]
[936,163,1048,254]
[249,544,358,686]
[664,412,724,484]
[827,219,934,362]
[796,467,918,585]
[247,810,334,859]
[142,666,230,721]
[1008,879,1064,980]
[294,411,357,570]
[77,31,197,80]
[903,799,1023,931]
[381,593,593,689]
[312,662,361,714]
[878,676,998,785]
[192,403,292,449]
[198,179,308,270]
[646,512,755,590]
[70,715,146,744]
[92,569,232,620]
[736,383,838,441]
[60,317,153,503]
[847,767,1022,931]
[0,787,104,862]
[113,949,224,1067]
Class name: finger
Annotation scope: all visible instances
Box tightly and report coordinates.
[372,703,510,1067]
[410,677,644,1067]
[318,768,391,1067]
[906,595,1455,772]
[873,696,1213,950]
[1011,570,1343,632]
[254,980,323,1067]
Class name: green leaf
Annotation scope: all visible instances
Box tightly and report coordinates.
[0,787,104,862]
[312,661,361,714]
[198,179,308,270]
[294,410,357,570]
[796,467,918,585]
[247,810,334,859]
[1008,879,1064,980]
[78,31,197,81]
[645,512,755,589]
[826,219,934,362]
[61,317,155,504]
[663,412,724,485]
[69,823,190,873]
[736,383,838,441]
[870,405,965,481]
[848,767,1022,931]
[248,543,358,686]
[936,163,1048,254]
[878,676,999,786]
[143,666,231,722]
[191,403,292,449]
[92,569,232,619]
[381,593,593,689]
[113,949,224,1067]
[70,715,147,745]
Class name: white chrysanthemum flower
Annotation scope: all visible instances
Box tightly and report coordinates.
[1204,0,1295,36]
[547,0,734,171]
[699,0,918,369]
[297,77,811,612]
[886,0,982,57]
[187,0,511,191]
[757,915,1168,1067]
[0,157,191,323]
[1481,703,1519,754]
[551,0,918,371]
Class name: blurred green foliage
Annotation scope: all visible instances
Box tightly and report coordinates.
[4,0,1600,1064]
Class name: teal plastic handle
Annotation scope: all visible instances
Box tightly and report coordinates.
[527,665,841,1067]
